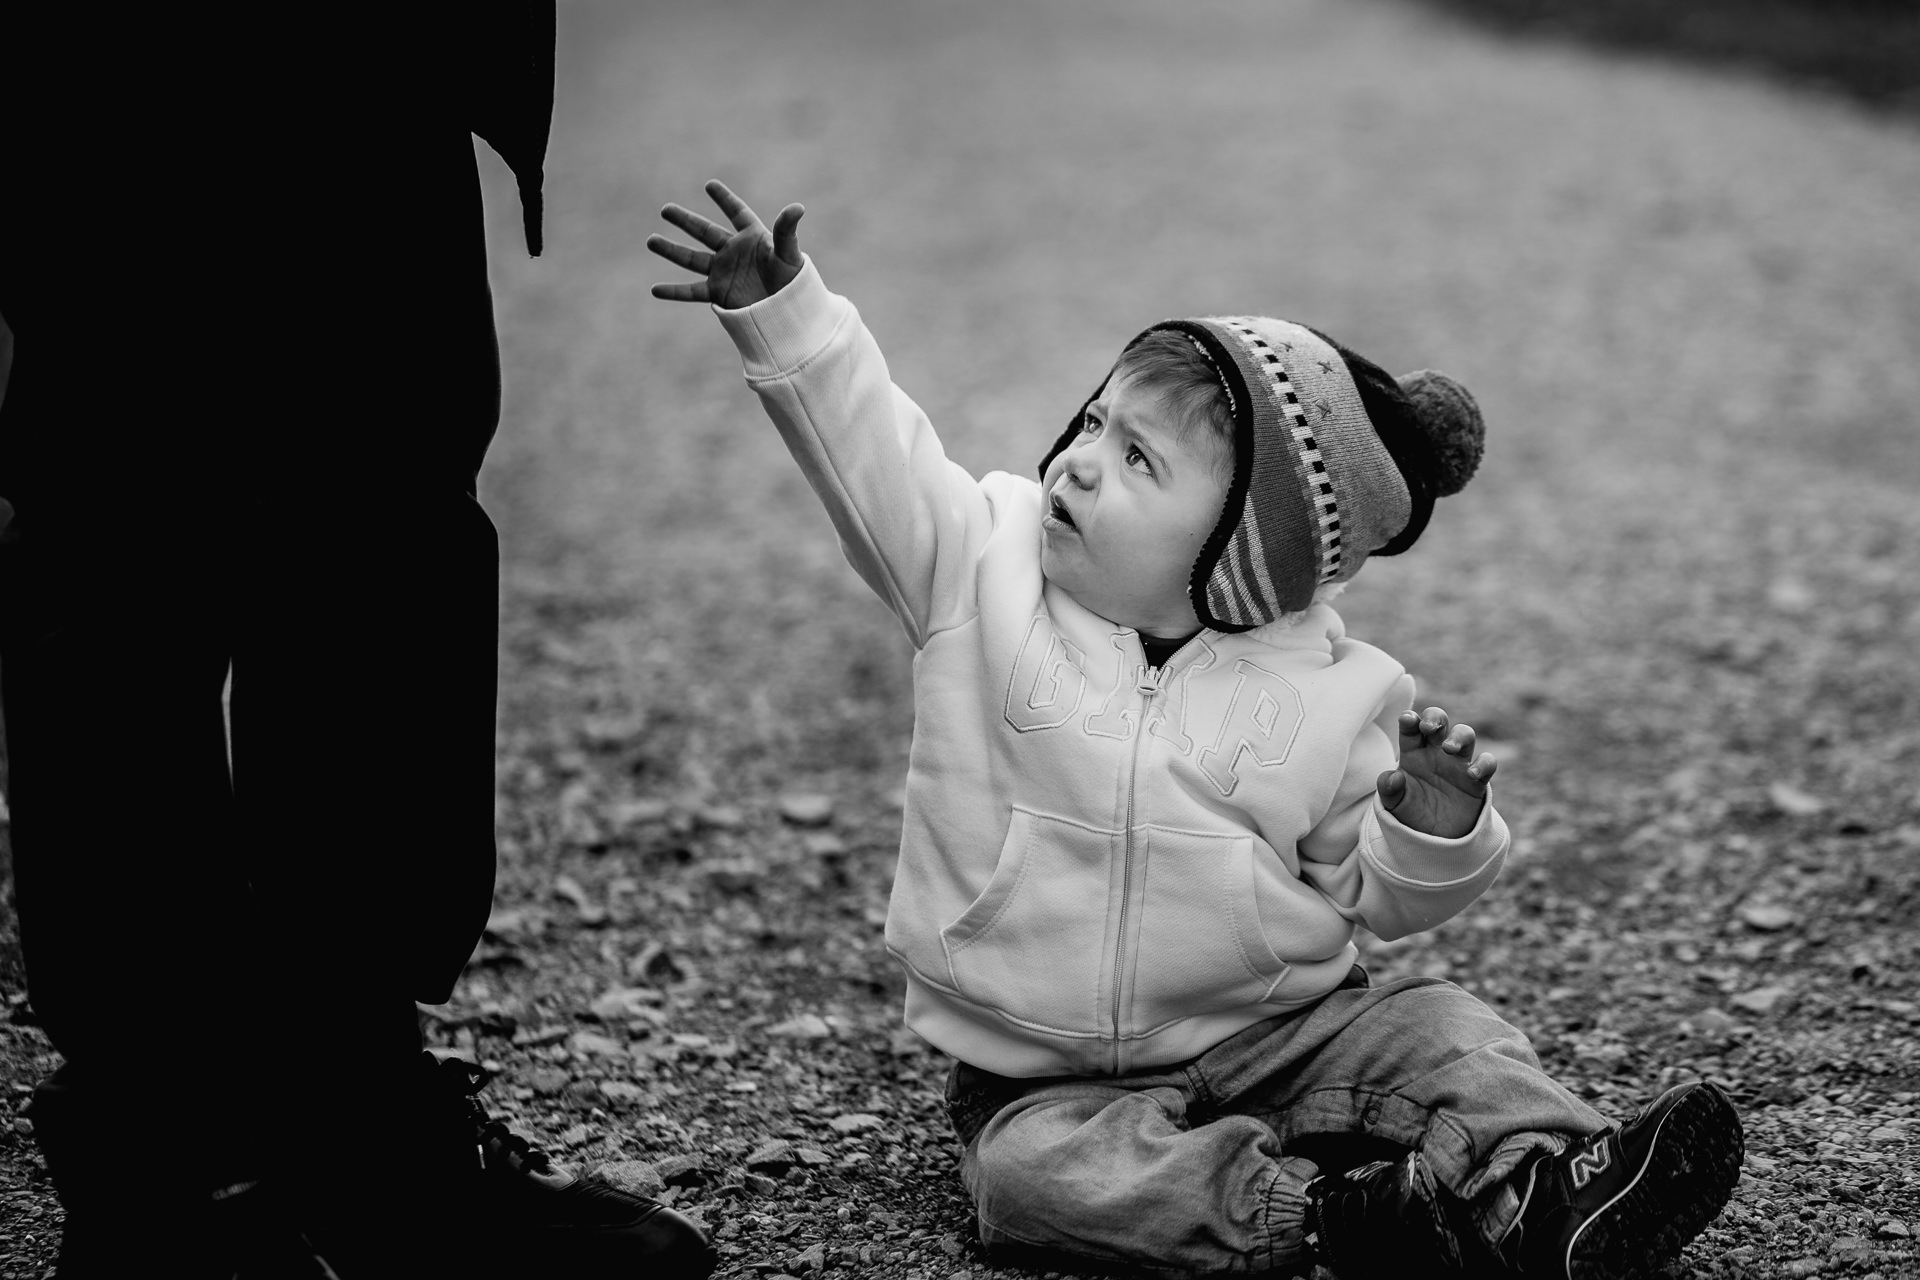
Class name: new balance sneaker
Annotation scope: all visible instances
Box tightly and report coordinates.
[1493,1080,1744,1279]
[418,1054,717,1280]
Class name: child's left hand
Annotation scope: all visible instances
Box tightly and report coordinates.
[1376,707,1496,839]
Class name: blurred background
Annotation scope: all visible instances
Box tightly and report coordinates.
[475,0,1919,816]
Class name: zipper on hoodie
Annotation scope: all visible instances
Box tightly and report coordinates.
[1111,659,1166,1073]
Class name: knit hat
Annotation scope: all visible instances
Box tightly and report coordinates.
[1039,316,1485,632]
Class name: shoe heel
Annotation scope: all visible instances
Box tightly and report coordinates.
[1576,1082,1744,1274]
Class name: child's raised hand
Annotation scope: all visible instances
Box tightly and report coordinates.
[648,180,804,309]
[1376,707,1496,839]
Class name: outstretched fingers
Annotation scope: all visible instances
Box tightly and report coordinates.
[646,233,711,274]
[659,201,732,250]
[705,179,768,233]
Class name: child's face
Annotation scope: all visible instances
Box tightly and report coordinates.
[1039,372,1229,638]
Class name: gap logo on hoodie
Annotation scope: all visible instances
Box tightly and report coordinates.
[1003,616,1304,797]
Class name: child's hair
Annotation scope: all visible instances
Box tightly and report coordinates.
[1110,330,1235,482]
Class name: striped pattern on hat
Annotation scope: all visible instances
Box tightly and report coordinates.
[1170,317,1409,629]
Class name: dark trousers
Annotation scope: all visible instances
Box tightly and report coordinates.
[0,42,512,1265]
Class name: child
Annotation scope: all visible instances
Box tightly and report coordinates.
[648,181,1743,1279]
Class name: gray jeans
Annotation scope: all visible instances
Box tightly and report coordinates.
[944,973,1607,1277]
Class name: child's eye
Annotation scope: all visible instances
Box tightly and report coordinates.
[1080,414,1103,435]
[1125,445,1152,473]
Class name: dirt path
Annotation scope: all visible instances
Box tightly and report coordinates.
[4,1,1917,1276]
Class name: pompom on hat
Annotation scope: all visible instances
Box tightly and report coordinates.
[1039,316,1485,632]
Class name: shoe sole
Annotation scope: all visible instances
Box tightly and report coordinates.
[1564,1081,1743,1280]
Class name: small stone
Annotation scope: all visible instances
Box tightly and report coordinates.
[1876,1218,1910,1239]
[1869,1124,1908,1142]
[651,1154,707,1187]
[794,1146,833,1166]
[1691,1008,1739,1037]
[1738,903,1799,932]
[552,873,593,910]
[593,1160,666,1196]
[1766,577,1816,614]
[590,986,663,1022]
[791,1242,827,1273]
[599,1081,647,1104]
[13,1116,33,1137]
[570,1030,629,1058]
[1767,781,1826,816]
[610,797,673,827]
[558,1123,592,1148]
[939,1235,966,1257]
[696,805,747,830]
[746,1140,796,1173]
[828,1112,884,1135]
[1730,985,1793,1015]
[1781,1259,1824,1278]
[529,1067,572,1096]
[484,907,544,940]
[629,942,691,987]
[769,1013,833,1040]
[700,861,760,895]
[778,793,836,827]
[744,1173,781,1195]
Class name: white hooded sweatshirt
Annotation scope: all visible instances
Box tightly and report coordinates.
[714,259,1508,1078]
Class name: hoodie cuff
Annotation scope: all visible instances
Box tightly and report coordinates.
[712,255,844,380]
[1361,790,1510,889]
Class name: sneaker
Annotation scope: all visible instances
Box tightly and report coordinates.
[1302,1150,1483,1278]
[1494,1080,1743,1279]
[420,1054,717,1280]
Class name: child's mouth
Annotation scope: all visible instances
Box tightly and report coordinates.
[1049,494,1077,530]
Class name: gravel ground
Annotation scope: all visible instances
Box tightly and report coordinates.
[4,1,1919,1277]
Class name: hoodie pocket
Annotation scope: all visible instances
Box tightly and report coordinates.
[940,807,1117,1036]
[1128,825,1295,1032]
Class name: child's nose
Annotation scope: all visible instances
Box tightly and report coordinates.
[1063,450,1097,487]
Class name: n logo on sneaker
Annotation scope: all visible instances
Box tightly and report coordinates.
[1568,1138,1613,1189]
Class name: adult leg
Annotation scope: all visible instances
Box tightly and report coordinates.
[1,504,265,1278]
[222,115,506,1272]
